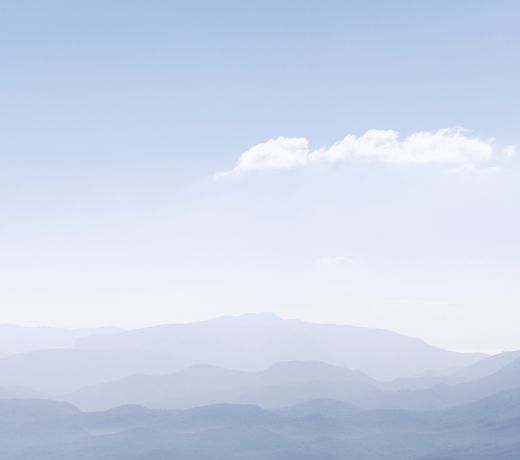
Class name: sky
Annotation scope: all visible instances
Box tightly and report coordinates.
[1,0,519,353]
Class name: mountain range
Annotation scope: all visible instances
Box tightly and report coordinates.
[65,354,520,412]
[0,314,519,459]
[0,314,484,394]
[2,389,520,459]
[74,313,484,380]
[0,325,120,355]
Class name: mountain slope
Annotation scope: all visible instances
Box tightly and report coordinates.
[0,385,48,400]
[0,315,488,394]
[377,355,520,410]
[4,391,520,460]
[67,355,520,412]
[0,349,186,394]
[0,324,120,355]
[387,350,520,391]
[66,361,377,410]
[74,313,484,381]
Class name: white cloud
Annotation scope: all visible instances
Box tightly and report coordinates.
[214,137,309,179]
[216,128,501,178]
[310,127,493,165]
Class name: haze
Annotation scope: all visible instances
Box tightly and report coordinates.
[1,1,519,354]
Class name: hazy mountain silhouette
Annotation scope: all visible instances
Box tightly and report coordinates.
[74,313,484,380]
[65,354,520,410]
[237,358,520,411]
[0,399,80,426]
[435,387,520,423]
[66,361,377,410]
[434,356,520,405]
[274,398,360,418]
[0,316,515,416]
[2,389,520,459]
[387,350,520,391]
[0,325,120,355]
[0,315,485,394]
[0,385,48,400]
[453,350,520,381]
[0,348,189,394]
[65,355,520,412]
[366,355,520,410]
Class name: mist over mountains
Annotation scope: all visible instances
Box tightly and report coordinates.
[73,313,482,382]
[1,314,519,459]
[2,389,520,459]
[0,325,120,355]
[63,353,520,413]
[3,0,518,458]
[0,314,482,393]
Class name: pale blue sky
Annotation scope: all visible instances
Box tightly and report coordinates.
[1,1,519,352]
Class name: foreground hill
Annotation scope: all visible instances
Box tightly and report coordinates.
[74,313,484,381]
[2,389,520,460]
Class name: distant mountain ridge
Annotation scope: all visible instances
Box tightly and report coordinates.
[0,385,49,400]
[0,314,486,394]
[65,360,377,410]
[0,314,519,459]
[387,350,520,390]
[0,325,121,355]
[73,313,484,381]
[65,355,520,412]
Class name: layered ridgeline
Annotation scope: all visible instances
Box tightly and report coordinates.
[2,388,520,460]
[74,313,483,379]
[66,361,378,410]
[1,314,520,459]
[65,355,520,412]
[0,314,484,393]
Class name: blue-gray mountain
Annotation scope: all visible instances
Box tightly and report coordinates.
[0,325,120,355]
[2,390,520,460]
[0,314,484,393]
[65,355,520,412]
[74,314,483,381]
[0,315,519,458]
